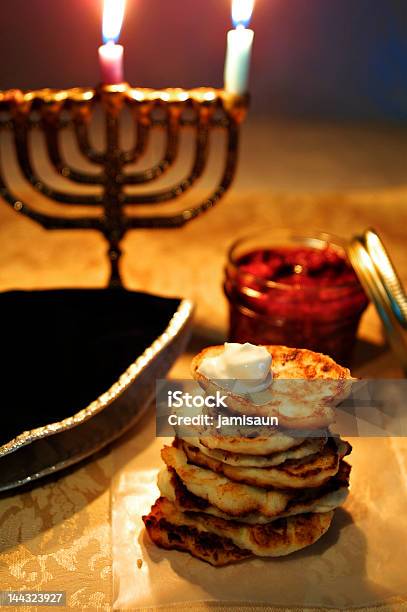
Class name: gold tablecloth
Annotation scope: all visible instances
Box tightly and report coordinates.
[0,118,406,610]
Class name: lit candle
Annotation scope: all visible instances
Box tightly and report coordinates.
[224,0,255,95]
[98,0,126,84]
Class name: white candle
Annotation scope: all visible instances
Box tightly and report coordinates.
[99,0,126,85]
[224,0,255,95]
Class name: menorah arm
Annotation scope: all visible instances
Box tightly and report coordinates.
[123,107,180,184]
[121,108,150,165]
[72,110,106,165]
[13,118,104,205]
[126,119,239,228]
[0,173,101,231]
[122,109,210,204]
[42,112,104,185]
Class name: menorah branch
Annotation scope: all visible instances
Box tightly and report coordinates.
[121,105,151,165]
[12,114,103,205]
[42,108,104,185]
[124,107,179,184]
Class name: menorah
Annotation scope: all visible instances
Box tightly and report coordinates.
[0,84,248,287]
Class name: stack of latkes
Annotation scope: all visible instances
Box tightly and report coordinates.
[143,345,353,566]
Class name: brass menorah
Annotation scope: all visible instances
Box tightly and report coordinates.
[0,84,248,287]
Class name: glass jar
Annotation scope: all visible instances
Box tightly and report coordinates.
[224,229,369,365]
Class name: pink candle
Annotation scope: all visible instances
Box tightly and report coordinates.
[98,0,126,84]
[99,41,124,84]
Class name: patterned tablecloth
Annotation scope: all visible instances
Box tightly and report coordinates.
[0,119,406,610]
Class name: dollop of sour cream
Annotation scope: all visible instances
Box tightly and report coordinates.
[198,342,272,394]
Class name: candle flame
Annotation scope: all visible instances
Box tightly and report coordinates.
[232,0,255,28]
[103,0,126,44]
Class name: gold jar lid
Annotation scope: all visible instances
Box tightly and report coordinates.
[347,229,407,373]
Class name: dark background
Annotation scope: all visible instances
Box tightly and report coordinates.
[1,0,407,121]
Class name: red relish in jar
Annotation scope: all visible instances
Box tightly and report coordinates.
[224,232,369,365]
